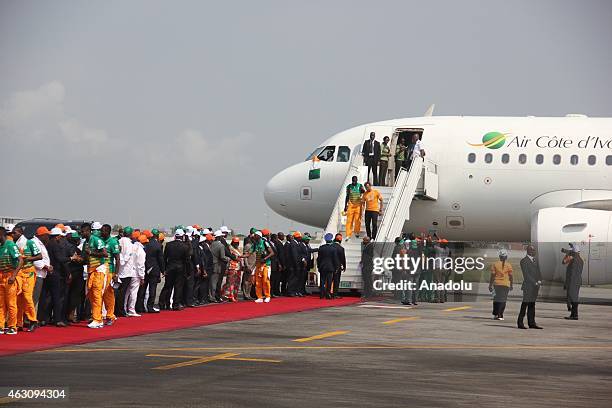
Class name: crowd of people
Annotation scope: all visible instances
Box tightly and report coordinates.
[0,222,349,335]
[361,131,425,187]
[360,232,586,330]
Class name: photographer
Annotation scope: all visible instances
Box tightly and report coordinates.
[562,243,583,320]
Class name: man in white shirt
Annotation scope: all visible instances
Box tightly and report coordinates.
[32,227,53,308]
[407,133,426,171]
[116,227,135,317]
[125,235,147,317]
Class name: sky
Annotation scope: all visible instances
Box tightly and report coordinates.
[1,0,611,233]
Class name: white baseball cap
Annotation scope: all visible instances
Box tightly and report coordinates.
[50,227,63,236]
[185,226,195,235]
[63,226,74,236]
[202,228,212,235]
[498,249,508,257]
[255,230,263,237]
[174,229,185,237]
[3,223,15,233]
[220,226,230,233]
[214,230,223,237]
[571,243,581,253]
[92,221,103,230]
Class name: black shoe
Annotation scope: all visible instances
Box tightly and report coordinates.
[186,304,196,308]
[172,306,184,311]
[564,316,578,320]
[517,323,527,329]
[401,301,411,306]
[39,320,47,327]
[529,325,543,329]
[148,309,160,314]
[56,321,68,328]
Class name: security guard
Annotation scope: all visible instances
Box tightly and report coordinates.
[161,229,190,310]
[317,233,339,299]
[518,245,542,329]
[344,176,365,241]
[332,234,346,299]
[563,243,583,320]
[0,226,23,334]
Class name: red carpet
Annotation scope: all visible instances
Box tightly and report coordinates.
[0,296,360,357]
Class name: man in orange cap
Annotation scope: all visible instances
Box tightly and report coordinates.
[137,229,165,313]
[32,227,52,311]
[286,232,304,297]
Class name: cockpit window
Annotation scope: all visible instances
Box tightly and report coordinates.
[316,146,336,162]
[305,147,325,161]
[337,146,350,162]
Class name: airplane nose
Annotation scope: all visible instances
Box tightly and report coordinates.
[264,170,289,216]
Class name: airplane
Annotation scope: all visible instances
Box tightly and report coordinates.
[264,107,612,287]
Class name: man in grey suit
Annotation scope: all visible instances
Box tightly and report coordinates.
[518,245,543,329]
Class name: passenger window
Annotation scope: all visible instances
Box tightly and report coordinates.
[337,146,351,162]
[607,155,612,165]
[317,146,336,162]
[553,154,561,165]
[501,153,509,164]
[535,154,544,164]
[518,154,527,164]
[570,155,579,165]
[484,153,492,163]
[467,153,476,163]
[588,155,596,165]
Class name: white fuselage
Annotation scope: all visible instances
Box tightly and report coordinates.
[264,116,612,241]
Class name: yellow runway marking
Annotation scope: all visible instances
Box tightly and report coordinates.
[292,330,349,342]
[0,397,14,405]
[147,352,281,370]
[443,306,472,312]
[151,352,238,370]
[382,316,420,325]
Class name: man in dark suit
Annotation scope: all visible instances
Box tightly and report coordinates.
[361,132,381,186]
[332,234,346,299]
[518,245,543,329]
[317,233,340,299]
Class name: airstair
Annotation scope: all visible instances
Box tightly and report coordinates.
[316,151,438,292]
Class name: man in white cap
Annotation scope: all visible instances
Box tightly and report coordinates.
[489,249,513,321]
[182,227,198,307]
[159,229,190,310]
[209,230,229,302]
[563,243,584,320]
[247,230,275,303]
[38,227,71,327]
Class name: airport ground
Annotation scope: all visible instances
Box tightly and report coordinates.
[1,296,612,407]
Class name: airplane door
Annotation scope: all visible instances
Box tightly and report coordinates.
[363,126,393,164]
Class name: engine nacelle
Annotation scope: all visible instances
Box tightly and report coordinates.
[532,207,612,285]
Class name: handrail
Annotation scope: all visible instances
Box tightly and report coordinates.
[375,157,424,244]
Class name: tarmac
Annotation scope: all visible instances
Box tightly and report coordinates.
[1,297,612,407]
